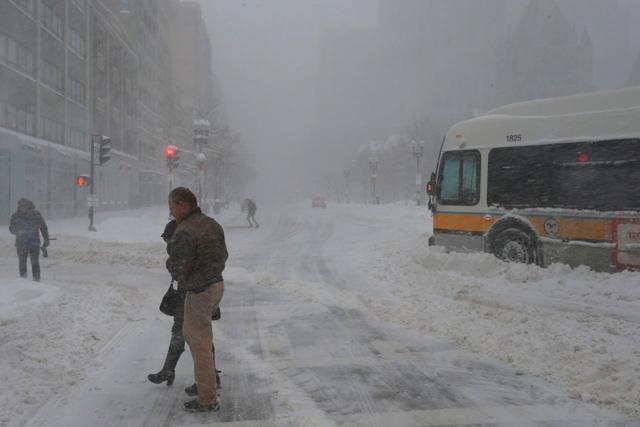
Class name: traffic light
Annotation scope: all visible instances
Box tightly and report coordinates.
[75,175,91,187]
[165,145,180,170]
[99,136,111,165]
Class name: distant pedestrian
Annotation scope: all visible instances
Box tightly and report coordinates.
[244,198,259,228]
[9,198,49,282]
[166,187,228,412]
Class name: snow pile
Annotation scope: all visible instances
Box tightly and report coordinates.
[0,267,150,427]
[0,279,61,323]
[365,222,640,418]
[0,210,168,427]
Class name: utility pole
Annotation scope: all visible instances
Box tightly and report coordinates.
[411,140,425,206]
[89,136,95,231]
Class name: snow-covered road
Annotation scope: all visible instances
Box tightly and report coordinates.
[1,202,638,426]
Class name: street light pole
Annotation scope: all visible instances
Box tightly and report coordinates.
[89,134,96,231]
[196,152,207,208]
[369,157,378,204]
[87,134,110,231]
[411,140,425,206]
[193,119,210,205]
[343,169,351,203]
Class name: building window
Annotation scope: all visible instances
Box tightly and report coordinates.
[7,38,17,66]
[67,127,86,150]
[17,44,34,76]
[68,77,85,105]
[41,1,64,39]
[42,60,63,92]
[69,29,85,57]
[0,33,5,62]
[71,0,86,12]
[6,104,17,129]
[0,32,35,77]
[14,0,36,17]
[0,101,34,135]
[40,116,64,143]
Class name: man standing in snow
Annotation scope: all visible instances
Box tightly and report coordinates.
[9,198,49,282]
[166,187,228,412]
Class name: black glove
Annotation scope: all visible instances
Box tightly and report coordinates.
[161,220,177,242]
[43,239,50,247]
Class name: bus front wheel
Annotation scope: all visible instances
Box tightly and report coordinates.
[492,228,536,264]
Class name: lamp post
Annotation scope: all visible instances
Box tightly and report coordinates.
[193,119,210,204]
[343,169,351,203]
[369,157,378,204]
[411,140,425,206]
[196,152,207,208]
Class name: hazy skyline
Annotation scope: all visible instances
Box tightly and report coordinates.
[199,0,377,197]
[198,0,640,199]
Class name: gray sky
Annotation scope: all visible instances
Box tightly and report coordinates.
[198,0,377,197]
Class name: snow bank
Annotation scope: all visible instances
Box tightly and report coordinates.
[364,216,640,418]
[0,279,61,324]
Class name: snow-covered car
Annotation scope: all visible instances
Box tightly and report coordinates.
[311,196,327,208]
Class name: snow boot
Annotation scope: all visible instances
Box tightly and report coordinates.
[184,398,220,413]
[147,369,175,386]
[185,371,220,396]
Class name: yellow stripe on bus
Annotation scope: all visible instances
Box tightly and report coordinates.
[434,213,495,234]
[434,212,612,241]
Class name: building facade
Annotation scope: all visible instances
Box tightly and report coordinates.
[0,0,216,224]
[311,0,507,185]
[628,51,640,87]
[496,0,594,105]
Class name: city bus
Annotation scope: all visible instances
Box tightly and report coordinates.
[426,87,640,272]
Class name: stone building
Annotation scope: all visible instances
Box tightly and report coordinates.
[312,0,507,188]
[496,0,594,105]
[0,0,217,223]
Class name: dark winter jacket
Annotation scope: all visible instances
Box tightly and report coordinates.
[166,207,228,293]
[9,204,49,248]
[246,199,256,215]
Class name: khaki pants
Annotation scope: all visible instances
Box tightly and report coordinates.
[183,282,224,405]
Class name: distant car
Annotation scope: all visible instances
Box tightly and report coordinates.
[311,196,327,208]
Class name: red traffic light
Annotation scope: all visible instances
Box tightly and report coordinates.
[75,175,90,187]
[165,145,178,158]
